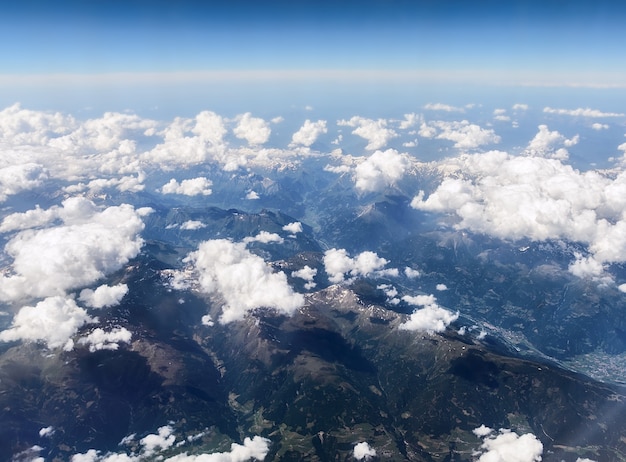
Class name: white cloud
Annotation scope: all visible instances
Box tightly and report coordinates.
[591,123,609,130]
[411,150,626,277]
[0,103,76,146]
[243,231,284,244]
[543,107,625,118]
[419,120,500,150]
[282,222,303,234]
[141,425,177,456]
[618,283,626,293]
[423,103,465,112]
[512,103,529,111]
[354,149,410,192]
[292,265,317,290]
[404,267,420,278]
[39,426,55,438]
[233,113,271,146]
[472,425,493,437]
[77,327,132,352]
[0,163,49,201]
[323,248,393,284]
[474,428,543,462]
[246,190,260,200]
[180,220,207,230]
[79,284,129,308]
[436,283,448,291]
[338,116,397,150]
[160,177,213,196]
[184,239,304,323]
[0,199,146,301]
[525,124,579,159]
[399,294,459,333]
[164,436,271,462]
[290,120,327,147]
[0,296,95,351]
[399,113,422,130]
[353,442,376,460]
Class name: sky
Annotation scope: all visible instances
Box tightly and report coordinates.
[1,0,626,115]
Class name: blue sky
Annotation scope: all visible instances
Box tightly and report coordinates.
[1,0,625,114]
[2,0,625,77]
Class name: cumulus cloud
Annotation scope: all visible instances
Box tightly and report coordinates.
[591,123,609,130]
[512,103,529,111]
[525,124,579,159]
[165,436,271,461]
[79,284,129,308]
[0,163,49,201]
[419,120,500,150]
[77,327,132,352]
[184,239,304,323]
[411,150,626,278]
[543,107,624,118]
[0,296,95,350]
[180,220,207,230]
[233,113,271,146]
[282,222,303,234]
[423,103,465,112]
[353,442,377,460]
[39,426,54,438]
[243,231,284,244]
[399,113,422,130]
[354,149,410,192]
[323,248,395,284]
[0,198,147,301]
[291,265,317,290]
[399,293,458,333]
[246,190,260,200]
[473,427,543,462]
[290,120,327,147]
[338,116,397,150]
[160,177,213,196]
[404,267,420,278]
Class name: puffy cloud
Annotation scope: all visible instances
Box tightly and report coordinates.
[282,222,303,234]
[338,116,397,150]
[0,163,49,201]
[180,220,207,230]
[436,283,448,291]
[399,293,458,333]
[77,327,132,352]
[290,119,327,147]
[543,107,624,118]
[353,442,377,460]
[292,265,317,290]
[164,436,271,461]
[618,283,626,293]
[184,239,304,323]
[246,191,260,200]
[141,425,176,456]
[473,428,543,462]
[233,113,271,146]
[160,177,213,196]
[423,103,465,112]
[525,124,579,159]
[591,123,609,130]
[323,248,394,284]
[404,267,420,278]
[39,426,55,437]
[0,296,95,351]
[411,150,626,277]
[0,198,147,301]
[243,231,284,244]
[419,120,500,150]
[354,149,410,192]
[79,284,129,308]
[0,103,76,145]
[145,112,227,169]
[512,103,529,111]
[399,113,422,130]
